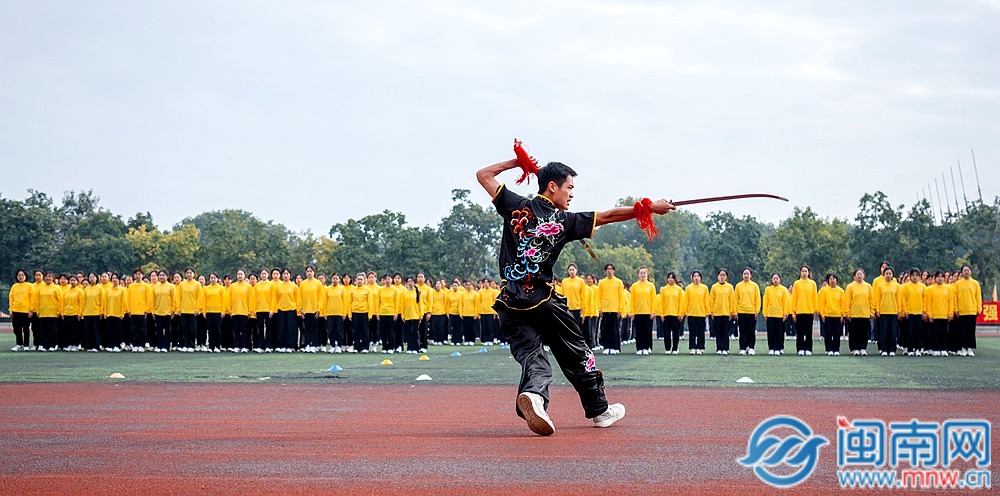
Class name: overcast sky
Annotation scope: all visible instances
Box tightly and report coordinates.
[2,1,997,235]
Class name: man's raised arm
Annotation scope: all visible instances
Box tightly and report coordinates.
[476,159,519,199]
[596,200,675,227]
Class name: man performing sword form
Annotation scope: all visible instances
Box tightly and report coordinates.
[477,140,676,436]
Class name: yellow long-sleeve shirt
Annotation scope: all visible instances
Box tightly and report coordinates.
[790,279,818,315]
[900,282,925,315]
[252,281,273,314]
[105,285,127,318]
[203,284,226,313]
[415,284,432,315]
[581,284,598,318]
[709,282,736,316]
[152,282,176,316]
[762,285,790,318]
[177,280,203,314]
[479,287,499,315]
[446,289,462,315]
[734,281,761,315]
[272,281,300,313]
[560,276,586,311]
[817,285,845,318]
[227,281,252,316]
[349,285,375,316]
[597,277,625,314]
[430,289,447,316]
[629,281,657,315]
[9,282,34,313]
[81,285,104,317]
[873,278,902,315]
[63,286,84,318]
[376,286,400,316]
[924,284,956,320]
[126,282,153,315]
[657,284,684,317]
[459,290,479,318]
[844,281,874,319]
[681,283,710,317]
[400,288,421,320]
[35,282,63,318]
[953,278,982,316]
[321,284,349,318]
[299,279,324,314]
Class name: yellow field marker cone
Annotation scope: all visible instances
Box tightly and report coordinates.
[419,355,430,361]
[380,359,394,365]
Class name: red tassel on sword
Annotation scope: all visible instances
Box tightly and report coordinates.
[513,139,539,185]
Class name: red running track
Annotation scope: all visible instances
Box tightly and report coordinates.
[0,383,996,495]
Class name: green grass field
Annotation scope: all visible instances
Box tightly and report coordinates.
[2,333,996,389]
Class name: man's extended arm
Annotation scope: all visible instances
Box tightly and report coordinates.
[477,159,519,199]
[596,201,675,227]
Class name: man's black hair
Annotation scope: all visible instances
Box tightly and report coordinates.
[537,162,578,194]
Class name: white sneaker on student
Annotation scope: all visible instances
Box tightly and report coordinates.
[593,403,626,428]
[804,351,811,356]
[968,350,975,357]
[516,392,554,436]
[748,348,755,355]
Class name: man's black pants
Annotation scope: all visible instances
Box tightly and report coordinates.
[497,296,608,419]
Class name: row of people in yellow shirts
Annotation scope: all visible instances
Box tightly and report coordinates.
[553,264,983,320]
[10,268,503,321]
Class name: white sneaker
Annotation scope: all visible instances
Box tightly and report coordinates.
[861,350,868,356]
[516,392,554,436]
[958,349,968,357]
[834,351,840,356]
[636,351,643,355]
[723,351,729,356]
[968,350,975,357]
[603,349,610,355]
[748,348,755,355]
[689,349,696,355]
[804,351,812,356]
[797,351,804,356]
[739,350,746,355]
[593,403,626,428]
[889,352,895,357]
[880,351,888,356]
[11,345,21,352]
[671,350,678,355]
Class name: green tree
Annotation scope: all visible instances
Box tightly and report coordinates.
[767,207,852,282]
[697,212,767,277]
[436,189,500,279]
[0,190,60,279]
[853,191,904,269]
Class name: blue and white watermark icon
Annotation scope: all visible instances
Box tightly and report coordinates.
[738,415,830,488]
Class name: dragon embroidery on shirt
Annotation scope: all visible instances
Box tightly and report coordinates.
[503,208,565,292]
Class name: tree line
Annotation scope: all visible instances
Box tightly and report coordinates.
[1,188,997,298]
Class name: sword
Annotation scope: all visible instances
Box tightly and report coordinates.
[579,193,788,261]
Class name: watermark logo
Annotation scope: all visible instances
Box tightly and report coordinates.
[738,415,830,488]
[836,417,992,489]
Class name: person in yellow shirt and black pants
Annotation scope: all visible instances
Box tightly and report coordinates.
[321,274,349,353]
[376,274,400,353]
[400,277,423,353]
[61,275,84,352]
[104,274,127,352]
[790,265,818,356]
[873,266,903,356]
[299,266,324,353]
[9,270,34,351]
[709,269,736,355]
[34,272,63,351]
[844,269,874,356]
[817,274,845,355]
[922,271,954,356]
[683,271,710,354]
[762,273,789,355]
[734,268,761,355]
[460,280,480,346]
[349,273,375,353]
[272,268,300,353]
[478,279,499,345]
[657,272,684,355]
[629,267,657,355]
[429,279,448,345]
[953,264,982,357]
[203,273,227,353]
[228,269,253,353]
[127,268,153,352]
[900,268,925,356]
[597,264,626,354]
[415,273,434,351]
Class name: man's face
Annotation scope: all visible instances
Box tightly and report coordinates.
[546,175,574,210]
